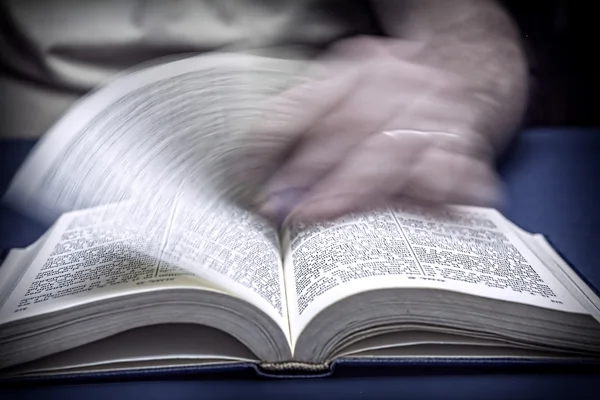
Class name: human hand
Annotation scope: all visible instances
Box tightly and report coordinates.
[246,37,503,223]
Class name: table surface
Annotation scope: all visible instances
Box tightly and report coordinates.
[1,127,599,399]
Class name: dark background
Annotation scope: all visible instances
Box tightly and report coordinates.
[0,0,597,129]
[501,0,598,127]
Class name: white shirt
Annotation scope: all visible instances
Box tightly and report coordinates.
[0,0,379,138]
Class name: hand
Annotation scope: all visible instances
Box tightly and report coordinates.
[248,37,503,223]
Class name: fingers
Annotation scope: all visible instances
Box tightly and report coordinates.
[243,66,360,163]
[323,35,396,62]
[404,145,503,207]
[251,50,500,222]
[260,65,406,218]
[258,58,454,211]
[255,76,349,138]
[286,131,432,222]
[286,133,502,223]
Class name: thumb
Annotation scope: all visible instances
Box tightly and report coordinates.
[240,67,360,196]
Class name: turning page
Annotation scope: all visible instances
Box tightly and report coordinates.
[282,205,589,340]
[2,52,304,225]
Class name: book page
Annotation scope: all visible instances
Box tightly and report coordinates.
[0,232,50,309]
[0,248,27,308]
[2,52,304,226]
[517,232,600,323]
[158,192,289,336]
[0,193,289,339]
[283,205,588,339]
[7,324,258,376]
[0,202,204,324]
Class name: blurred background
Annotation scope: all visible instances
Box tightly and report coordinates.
[501,0,598,128]
[1,0,597,132]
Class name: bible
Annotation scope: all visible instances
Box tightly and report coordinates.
[1,52,599,378]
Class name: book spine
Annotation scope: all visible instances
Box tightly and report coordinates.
[257,362,332,378]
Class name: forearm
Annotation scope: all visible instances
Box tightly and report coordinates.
[373,0,529,154]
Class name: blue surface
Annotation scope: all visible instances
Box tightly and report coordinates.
[498,128,600,290]
[1,127,600,398]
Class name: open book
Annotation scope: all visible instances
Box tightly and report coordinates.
[1,52,600,378]
[2,199,600,377]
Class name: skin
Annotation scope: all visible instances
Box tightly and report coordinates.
[248,0,529,224]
